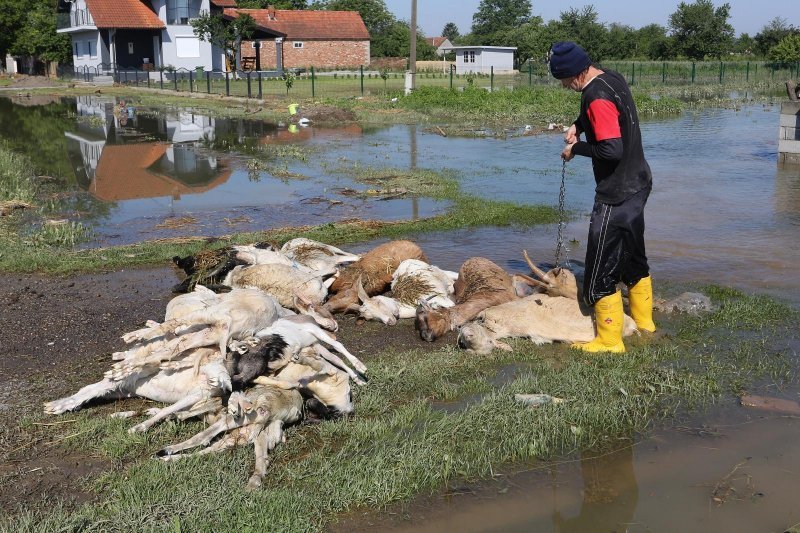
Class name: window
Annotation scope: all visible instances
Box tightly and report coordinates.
[465,50,475,63]
[89,40,97,59]
[73,42,79,57]
[293,42,304,49]
[176,36,200,58]
[127,42,134,55]
[166,0,200,25]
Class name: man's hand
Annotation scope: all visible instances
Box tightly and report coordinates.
[564,124,579,144]
[561,142,576,161]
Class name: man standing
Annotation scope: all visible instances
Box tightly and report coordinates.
[548,41,656,353]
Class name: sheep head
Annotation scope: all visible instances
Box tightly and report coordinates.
[414,299,452,342]
[457,323,512,354]
[294,293,338,332]
[357,281,399,325]
[522,250,578,300]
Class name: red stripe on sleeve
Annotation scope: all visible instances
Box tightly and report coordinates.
[587,99,621,141]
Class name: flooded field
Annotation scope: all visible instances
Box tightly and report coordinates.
[1,94,799,530]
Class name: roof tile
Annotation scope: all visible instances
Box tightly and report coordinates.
[86,0,164,29]
[224,9,369,40]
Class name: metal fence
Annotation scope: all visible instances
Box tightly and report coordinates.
[58,60,800,100]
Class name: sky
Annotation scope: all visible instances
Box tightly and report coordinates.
[383,0,798,38]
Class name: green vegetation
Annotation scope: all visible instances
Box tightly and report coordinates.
[3,288,796,531]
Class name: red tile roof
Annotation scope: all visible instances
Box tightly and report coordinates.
[210,0,238,6]
[427,37,448,47]
[223,9,369,40]
[85,0,164,29]
[92,144,232,202]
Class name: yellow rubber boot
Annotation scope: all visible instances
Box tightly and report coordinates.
[572,291,626,353]
[628,275,656,333]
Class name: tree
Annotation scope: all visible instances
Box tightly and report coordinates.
[370,20,435,58]
[732,33,755,56]
[315,0,394,37]
[10,0,71,66]
[635,24,672,60]
[471,0,532,38]
[754,17,798,57]
[191,12,256,70]
[668,0,734,60]
[769,34,800,63]
[606,23,636,60]
[556,6,608,62]
[441,22,459,42]
[0,0,25,67]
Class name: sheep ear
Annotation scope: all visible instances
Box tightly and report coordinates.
[293,291,311,308]
[356,276,369,303]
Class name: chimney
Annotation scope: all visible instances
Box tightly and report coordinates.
[268,5,276,20]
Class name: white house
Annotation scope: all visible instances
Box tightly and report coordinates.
[444,46,517,75]
[56,0,234,73]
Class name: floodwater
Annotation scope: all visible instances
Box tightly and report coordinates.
[2,95,799,530]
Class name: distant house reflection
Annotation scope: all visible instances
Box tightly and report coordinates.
[65,96,231,202]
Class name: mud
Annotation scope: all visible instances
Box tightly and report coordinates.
[0,266,449,513]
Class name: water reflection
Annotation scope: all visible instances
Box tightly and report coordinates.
[66,96,231,203]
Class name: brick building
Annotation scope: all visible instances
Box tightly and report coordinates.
[224,7,370,70]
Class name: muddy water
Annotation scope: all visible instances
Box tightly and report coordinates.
[346,403,800,533]
[0,96,797,303]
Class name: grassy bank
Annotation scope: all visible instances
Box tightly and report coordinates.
[4,286,796,531]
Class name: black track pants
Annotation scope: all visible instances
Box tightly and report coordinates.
[583,186,651,306]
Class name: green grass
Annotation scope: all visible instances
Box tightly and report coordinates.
[3,288,796,531]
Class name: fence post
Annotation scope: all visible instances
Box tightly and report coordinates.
[174,71,178,91]
[630,62,635,86]
[719,61,723,83]
[225,70,230,96]
[159,69,163,89]
[123,70,128,84]
[746,61,749,81]
[528,62,532,86]
[691,62,695,83]
[450,64,454,89]
[189,70,193,92]
[258,71,262,99]
[360,65,364,96]
[311,66,315,98]
[662,62,666,84]
[246,71,251,98]
[134,69,139,86]
[207,71,211,94]
[147,70,151,88]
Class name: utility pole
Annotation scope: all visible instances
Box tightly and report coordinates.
[409,0,417,90]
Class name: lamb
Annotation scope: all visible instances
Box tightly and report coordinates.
[457,294,639,354]
[224,263,329,311]
[324,240,427,314]
[280,238,360,272]
[156,384,304,490]
[414,257,530,342]
[357,259,456,325]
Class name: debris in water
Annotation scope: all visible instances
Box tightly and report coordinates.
[514,393,569,407]
[740,394,800,415]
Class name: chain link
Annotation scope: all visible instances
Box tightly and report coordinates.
[554,159,567,268]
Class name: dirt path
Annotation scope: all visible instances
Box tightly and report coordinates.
[0,266,446,513]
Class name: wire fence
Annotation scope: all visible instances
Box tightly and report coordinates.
[59,60,800,100]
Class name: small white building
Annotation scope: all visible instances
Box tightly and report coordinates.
[444,46,516,75]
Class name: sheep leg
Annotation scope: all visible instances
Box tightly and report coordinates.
[158,427,245,462]
[44,378,123,415]
[157,414,243,456]
[311,329,367,375]
[309,345,365,385]
[128,390,205,433]
[246,420,284,490]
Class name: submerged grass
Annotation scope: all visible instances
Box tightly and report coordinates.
[4,288,796,531]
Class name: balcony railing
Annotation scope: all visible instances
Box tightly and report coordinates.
[56,9,95,30]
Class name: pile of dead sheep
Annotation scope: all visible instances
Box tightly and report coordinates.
[45,237,711,488]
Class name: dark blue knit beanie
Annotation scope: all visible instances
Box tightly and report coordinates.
[548,41,591,79]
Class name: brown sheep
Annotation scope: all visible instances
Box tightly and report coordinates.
[324,240,427,314]
[414,257,524,342]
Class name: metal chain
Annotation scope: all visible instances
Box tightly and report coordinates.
[554,159,567,268]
